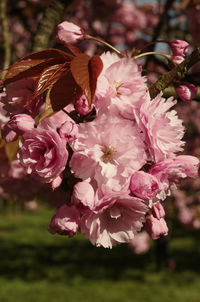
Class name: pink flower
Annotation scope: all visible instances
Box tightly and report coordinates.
[51,174,63,190]
[135,93,185,162]
[39,107,73,131]
[1,114,35,142]
[150,155,199,192]
[48,204,80,236]
[96,56,147,118]
[175,82,198,102]
[129,231,150,254]
[59,120,79,143]
[74,95,93,115]
[1,123,18,142]
[56,21,85,45]
[152,201,165,220]
[145,214,168,240]
[8,114,35,133]
[81,186,148,248]
[19,128,68,183]
[72,181,95,211]
[169,40,189,57]
[70,114,147,190]
[130,171,160,200]
[113,2,147,29]
[1,78,43,117]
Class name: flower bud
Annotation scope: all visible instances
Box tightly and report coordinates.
[51,174,63,190]
[175,82,198,102]
[152,201,165,219]
[169,40,189,57]
[59,120,79,143]
[48,204,80,236]
[145,214,168,240]
[74,95,93,116]
[56,21,85,45]
[129,171,159,200]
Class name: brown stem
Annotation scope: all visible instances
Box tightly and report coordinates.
[32,0,72,52]
[0,0,11,79]
[149,46,200,98]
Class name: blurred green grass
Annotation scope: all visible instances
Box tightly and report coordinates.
[0,205,200,302]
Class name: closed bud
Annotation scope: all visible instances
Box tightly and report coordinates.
[56,21,85,45]
[175,82,198,102]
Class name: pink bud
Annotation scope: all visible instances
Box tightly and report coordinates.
[10,114,35,132]
[145,214,168,240]
[129,171,160,200]
[51,174,63,190]
[152,201,165,219]
[1,114,35,143]
[175,82,198,102]
[56,21,85,45]
[48,204,80,236]
[59,120,79,143]
[1,123,18,142]
[72,181,95,211]
[169,40,189,56]
[74,95,93,116]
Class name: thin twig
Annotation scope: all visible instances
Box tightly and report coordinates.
[149,46,200,98]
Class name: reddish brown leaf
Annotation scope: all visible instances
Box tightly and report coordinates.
[50,70,82,112]
[4,58,67,85]
[4,48,74,85]
[71,53,91,103]
[89,55,103,102]
[5,59,47,81]
[65,44,82,56]
[22,48,73,61]
[34,62,69,97]
[71,54,103,107]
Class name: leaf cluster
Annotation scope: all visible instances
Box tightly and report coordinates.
[3,45,103,119]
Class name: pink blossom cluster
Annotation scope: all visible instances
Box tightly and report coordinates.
[0,25,199,248]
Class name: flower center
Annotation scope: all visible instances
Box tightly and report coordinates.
[101,145,117,163]
[113,81,122,96]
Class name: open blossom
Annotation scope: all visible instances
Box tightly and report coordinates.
[150,155,199,193]
[81,185,148,248]
[56,21,85,45]
[70,114,147,190]
[48,204,80,236]
[19,128,68,183]
[135,93,185,162]
[96,55,147,117]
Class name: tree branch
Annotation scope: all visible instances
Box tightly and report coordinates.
[32,0,72,52]
[149,46,200,98]
[0,0,11,79]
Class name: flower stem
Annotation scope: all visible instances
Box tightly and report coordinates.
[134,51,170,61]
[86,34,124,57]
